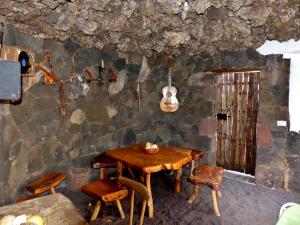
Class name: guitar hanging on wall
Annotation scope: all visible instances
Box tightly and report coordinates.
[160,57,179,112]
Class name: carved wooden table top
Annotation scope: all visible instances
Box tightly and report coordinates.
[106,143,192,174]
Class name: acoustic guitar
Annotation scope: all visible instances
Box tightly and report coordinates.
[160,57,179,112]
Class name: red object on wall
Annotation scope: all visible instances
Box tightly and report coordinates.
[84,68,94,80]
[256,124,273,148]
[199,117,218,137]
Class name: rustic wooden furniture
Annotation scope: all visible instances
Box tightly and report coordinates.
[82,180,128,221]
[118,177,151,225]
[90,152,118,180]
[188,164,224,217]
[17,172,66,202]
[106,143,192,218]
[26,172,66,194]
[0,193,87,225]
[190,149,205,176]
[82,153,127,221]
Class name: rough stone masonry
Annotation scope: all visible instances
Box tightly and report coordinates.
[0,0,299,56]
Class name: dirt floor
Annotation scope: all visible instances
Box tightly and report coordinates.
[62,170,300,225]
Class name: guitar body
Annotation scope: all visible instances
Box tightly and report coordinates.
[160,86,179,112]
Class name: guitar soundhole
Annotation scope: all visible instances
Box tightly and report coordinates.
[166,91,172,97]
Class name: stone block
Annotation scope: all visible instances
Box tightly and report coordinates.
[287,132,300,155]
[122,128,137,146]
[76,98,109,123]
[0,160,10,183]
[28,146,43,173]
[271,84,289,106]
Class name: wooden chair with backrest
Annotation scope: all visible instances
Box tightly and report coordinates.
[81,152,128,221]
[118,176,152,225]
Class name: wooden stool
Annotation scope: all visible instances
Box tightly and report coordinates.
[82,180,128,221]
[190,150,204,176]
[82,152,127,221]
[187,165,224,217]
[90,152,118,180]
[91,152,136,180]
[26,172,66,194]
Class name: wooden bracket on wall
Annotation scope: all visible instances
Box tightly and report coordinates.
[37,52,66,116]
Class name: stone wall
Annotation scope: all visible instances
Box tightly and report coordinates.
[287,132,300,193]
[0,0,299,56]
[0,26,296,204]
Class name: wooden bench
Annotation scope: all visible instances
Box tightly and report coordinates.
[188,164,224,217]
[17,172,65,203]
[26,172,66,194]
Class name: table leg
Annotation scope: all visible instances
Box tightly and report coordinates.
[117,161,123,177]
[175,168,182,193]
[145,173,153,218]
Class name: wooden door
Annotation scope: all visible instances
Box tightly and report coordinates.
[216,71,259,175]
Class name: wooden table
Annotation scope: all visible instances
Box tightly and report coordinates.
[0,193,87,225]
[106,144,192,218]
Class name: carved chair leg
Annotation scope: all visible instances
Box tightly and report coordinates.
[217,176,223,198]
[187,185,200,204]
[116,199,125,219]
[140,172,145,183]
[127,167,136,179]
[139,200,147,225]
[211,190,221,217]
[90,200,101,221]
[190,160,195,176]
[175,168,182,193]
[129,190,135,225]
[117,161,123,177]
[145,173,153,218]
[99,168,105,180]
[50,187,56,194]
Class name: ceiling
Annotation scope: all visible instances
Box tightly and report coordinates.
[1,0,299,56]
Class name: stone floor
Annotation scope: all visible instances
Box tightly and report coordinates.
[62,171,300,225]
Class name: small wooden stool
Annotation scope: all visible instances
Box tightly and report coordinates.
[90,152,118,180]
[26,172,66,194]
[188,165,224,217]
[82,180,128,221]
[91,152,136,180]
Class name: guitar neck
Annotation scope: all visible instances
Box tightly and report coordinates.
[167,57,173,88]
[168,69,172,88]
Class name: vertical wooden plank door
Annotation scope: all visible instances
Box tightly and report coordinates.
[216,71,259,175]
